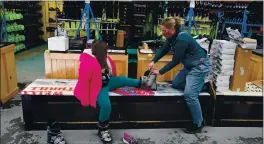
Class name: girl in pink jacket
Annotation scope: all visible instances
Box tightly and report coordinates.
[74,40,153,143]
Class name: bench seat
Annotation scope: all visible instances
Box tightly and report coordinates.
[20,79,210,97]
[214,83,263,127]
[20,79,214,130]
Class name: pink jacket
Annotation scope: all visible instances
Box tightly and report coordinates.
[74,52,116,108]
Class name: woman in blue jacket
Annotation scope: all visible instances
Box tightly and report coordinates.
[150,17,213,134]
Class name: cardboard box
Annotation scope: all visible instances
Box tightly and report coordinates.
[48,36,69,51]
[216,86,230,92]
[234,47,252,70]
[212,68,234,76]
[230,68,249,91]
[213,40,238,49]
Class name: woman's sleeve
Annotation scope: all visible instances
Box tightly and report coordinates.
[152,40,171,63]
[159,40,188,75]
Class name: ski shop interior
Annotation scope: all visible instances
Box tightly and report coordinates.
[0,1,263,144]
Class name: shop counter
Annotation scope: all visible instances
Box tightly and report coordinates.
[44,51,128,79]
[20,79,213,130]
[214,82,263,127]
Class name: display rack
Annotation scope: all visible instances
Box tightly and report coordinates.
[39,1,262,44]
[1,1,25,53]
[20,2,44,48]
[1,1,45,53]
[0,1,7,42]
[58,1,124,47]
[164,1,212,37]
[44,1,63,40]
[226,9,262,38]
[75,0,101,41]
[181,1,199,36]
[219,9,263,38]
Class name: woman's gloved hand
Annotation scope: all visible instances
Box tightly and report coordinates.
[151,69,160,75]
[148,61,155,70]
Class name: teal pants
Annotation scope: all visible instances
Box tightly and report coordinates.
[97,76,141,122]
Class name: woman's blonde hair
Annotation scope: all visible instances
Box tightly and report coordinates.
[161,17,181,30]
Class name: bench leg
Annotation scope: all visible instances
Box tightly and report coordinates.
[22,95,34,130]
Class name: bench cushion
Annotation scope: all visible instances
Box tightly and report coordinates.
[20,79,210,96]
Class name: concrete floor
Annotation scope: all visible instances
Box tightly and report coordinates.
[1,44,263,144]
[15,44,46,84]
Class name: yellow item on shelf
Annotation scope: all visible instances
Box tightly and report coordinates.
[116,30,125,48]
[80,30,86,37]
[71,22,76,29]
[147,54,152,58]
[64,22,70,30]
[45,50,50,54]
[76,22,80,29]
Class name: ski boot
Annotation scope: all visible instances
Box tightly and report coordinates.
[47,120,67,144]
[140,70,157,91]
[98,121,112,143]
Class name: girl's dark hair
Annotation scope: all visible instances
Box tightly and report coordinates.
[91,40,108,70]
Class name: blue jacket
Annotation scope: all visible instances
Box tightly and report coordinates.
[152,31,208,75]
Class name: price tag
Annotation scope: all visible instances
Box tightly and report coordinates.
[240,67,244,75]
[190,1,195,8]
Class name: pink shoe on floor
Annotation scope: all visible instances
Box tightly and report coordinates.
[122,133,137,144]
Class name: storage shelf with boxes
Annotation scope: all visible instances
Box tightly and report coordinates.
[209,27,261,92]
[230,47,253,91]
[209,40,237,92]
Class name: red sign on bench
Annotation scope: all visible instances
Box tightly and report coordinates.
[20,79,157,96]
[20,79,210,97]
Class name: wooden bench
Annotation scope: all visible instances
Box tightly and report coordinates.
[20,79,214,130]
[214,82,263,127]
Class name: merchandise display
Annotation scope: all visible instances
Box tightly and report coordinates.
[209,40,237,92]
[1,10,25,53]
[0,1,263,141]
[0,1,262,87]
[1,1,44,53]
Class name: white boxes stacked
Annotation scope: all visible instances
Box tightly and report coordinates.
[209,40,237,92]
[197,38,210,52]
[48,36,69,51]
[226,27,257,50]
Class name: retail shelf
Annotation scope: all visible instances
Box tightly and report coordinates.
[225,22,263,27]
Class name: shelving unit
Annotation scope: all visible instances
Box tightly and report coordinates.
[43,1,63,40]
[1,1,25,53]
[0,1,8,42]
[218,9,263,40]
[56,1,120,46]
[156,1,213,38]
[209,1,263,41]
[1,1,45,53]
[225,9,262,37]
[37,1,263,47]
[20,2,45,49]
